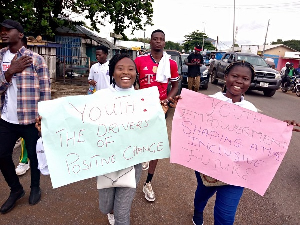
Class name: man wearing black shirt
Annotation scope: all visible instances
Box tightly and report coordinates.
[186,46,203,91]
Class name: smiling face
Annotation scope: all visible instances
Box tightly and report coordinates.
[150,31,165,52]
[224,65,252,102]
[113,57,137,89]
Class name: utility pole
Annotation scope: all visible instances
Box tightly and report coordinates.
[262,19,270,57]
[202,23,205,52]
[143,30,145,49]
[233,0,235,51]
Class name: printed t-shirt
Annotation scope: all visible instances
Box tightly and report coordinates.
[135,54,179,100]
[187,52,204,77]
[1,50,19,124]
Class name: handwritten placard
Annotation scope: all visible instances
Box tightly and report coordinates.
[38,86,169,188]
[170,89,293,196]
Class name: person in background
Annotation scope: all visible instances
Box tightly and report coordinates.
[135,29,179,202]
[0,19,51,214]
[185,46,203,92]
[88,45,110,92]
[138,50,144,56]
[15,138,30,175]
[192,61,257,225]
[280,62,290,76]
[209,54,216,64]
[295,63,300,75]
[282,62,296,88]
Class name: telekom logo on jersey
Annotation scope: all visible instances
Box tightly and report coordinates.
[145,74,155,84]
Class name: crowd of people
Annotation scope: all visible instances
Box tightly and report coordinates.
[1,19,299,225]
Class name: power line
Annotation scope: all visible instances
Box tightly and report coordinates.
[199,2,300,10]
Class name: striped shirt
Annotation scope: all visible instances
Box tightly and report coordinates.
[0,46,51,125]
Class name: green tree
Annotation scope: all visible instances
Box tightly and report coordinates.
[271,39,300,51]
[271,39,284,44]
[0,0,154,41]
[130,37,151,43]
[164,41,183,52]
[183,30,215,52]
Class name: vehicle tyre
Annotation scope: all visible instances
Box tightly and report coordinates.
[211,70,218,84]
[296,89,300,97]
[263,89,276,97]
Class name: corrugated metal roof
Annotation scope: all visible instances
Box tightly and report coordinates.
[56,25,119,49]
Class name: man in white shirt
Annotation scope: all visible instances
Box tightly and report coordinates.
[88,46,110,91]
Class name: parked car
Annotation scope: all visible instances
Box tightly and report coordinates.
[181,53,209,90]
[210,52,281,97]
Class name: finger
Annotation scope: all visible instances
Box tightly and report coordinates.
[21,56,32,63]
[284,120,293,126]
[168,97,174,102]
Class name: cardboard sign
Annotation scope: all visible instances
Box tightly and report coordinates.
[171,89,293,196]
[38,87,169,188]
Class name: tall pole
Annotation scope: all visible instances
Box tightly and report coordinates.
[233,0,235,51]
[262,19,270,56]
[143,29,146,49]
[202,22,205,51]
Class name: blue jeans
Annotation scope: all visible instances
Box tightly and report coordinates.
[194,171,244,225]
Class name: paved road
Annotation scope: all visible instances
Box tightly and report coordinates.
[0,84,299,224]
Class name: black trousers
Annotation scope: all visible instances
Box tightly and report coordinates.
[282,76,291,87]
[0,119,40,192]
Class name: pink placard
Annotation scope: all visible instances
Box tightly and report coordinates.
[170,89,293,196]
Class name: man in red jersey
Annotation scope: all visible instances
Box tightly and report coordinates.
[135,29,179,202]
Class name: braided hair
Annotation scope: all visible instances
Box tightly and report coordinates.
[108,53,138,88]
[222,60,255,93]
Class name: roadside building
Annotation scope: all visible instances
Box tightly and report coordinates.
[55,25,118,81]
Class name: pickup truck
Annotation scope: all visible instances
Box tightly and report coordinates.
[210,52,282,97]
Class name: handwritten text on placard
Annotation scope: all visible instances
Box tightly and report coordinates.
[39,87,170,188]
[171,89,292,196]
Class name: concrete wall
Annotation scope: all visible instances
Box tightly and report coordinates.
[277,58,300,71]
[265,46,294,58]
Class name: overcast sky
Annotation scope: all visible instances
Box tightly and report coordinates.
[72,0,300,50]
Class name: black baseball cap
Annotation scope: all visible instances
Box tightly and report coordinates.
[0,19,24,33]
